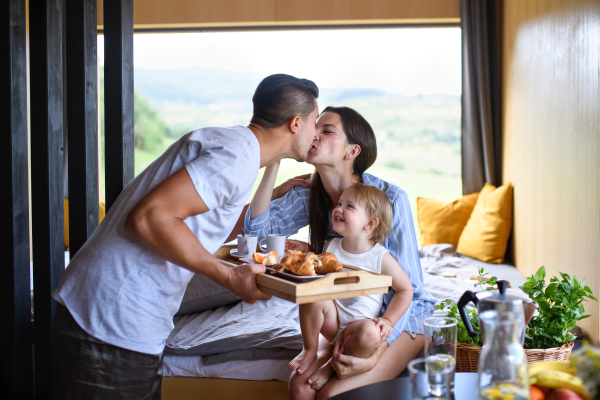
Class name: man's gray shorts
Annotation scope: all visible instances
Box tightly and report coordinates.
[51,304,163,400]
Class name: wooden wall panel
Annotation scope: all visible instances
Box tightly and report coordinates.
[96,0,459,30]
[502,0,600,339]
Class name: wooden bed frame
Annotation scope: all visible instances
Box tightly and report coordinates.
[162,377,288,400]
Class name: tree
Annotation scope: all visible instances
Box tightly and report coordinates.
[99,67,169,153]
[133,92,167,151]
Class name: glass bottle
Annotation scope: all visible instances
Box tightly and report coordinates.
[478,310,530,400]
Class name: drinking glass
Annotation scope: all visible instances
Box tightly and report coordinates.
[423,317,457,393]
[408,358,451,400]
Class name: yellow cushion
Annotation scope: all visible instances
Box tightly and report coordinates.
[64,198,107,251]
[457,182,513,264]
[417,192,480,247]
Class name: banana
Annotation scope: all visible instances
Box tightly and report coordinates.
[528,360,577,377]
[530,370,586,396]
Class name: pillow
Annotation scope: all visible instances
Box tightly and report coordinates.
[457,182,513,264]
[176,272,239,316]
[417,192,479,247]
[64,198,107,251]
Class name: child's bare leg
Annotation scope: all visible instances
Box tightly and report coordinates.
[289,300,338,374]
[341,319,382,359]
[308,359,335,391]
[306,320,380,391]
[289,335,333,400]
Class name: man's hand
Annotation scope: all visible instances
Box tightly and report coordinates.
[285,240,310,253]
[225,263,272,304]
[374,317,394,343]
[271,173,311,200]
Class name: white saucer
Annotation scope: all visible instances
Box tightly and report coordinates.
[230,248,253,259]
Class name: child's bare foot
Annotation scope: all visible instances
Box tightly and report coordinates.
[289,348,317,374]
[307,362,335,391]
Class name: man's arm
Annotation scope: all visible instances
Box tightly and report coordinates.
[125,167,270,304]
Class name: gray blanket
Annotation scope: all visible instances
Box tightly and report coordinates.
[165,296,303,357]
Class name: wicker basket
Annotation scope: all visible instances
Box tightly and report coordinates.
[455,341,574,372]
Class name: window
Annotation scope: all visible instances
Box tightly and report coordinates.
[98,28,461,240]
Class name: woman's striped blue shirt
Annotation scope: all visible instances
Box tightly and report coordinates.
[244,172,436,343]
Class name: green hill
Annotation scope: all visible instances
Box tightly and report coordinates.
[128,67,463,240]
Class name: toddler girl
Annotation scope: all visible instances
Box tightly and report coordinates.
[289,183,413,391]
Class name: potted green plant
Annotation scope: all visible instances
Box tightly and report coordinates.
[436,266,597,372]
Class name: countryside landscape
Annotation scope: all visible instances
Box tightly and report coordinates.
[100,67,462,240]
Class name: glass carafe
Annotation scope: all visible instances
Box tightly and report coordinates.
[478,310,529,400]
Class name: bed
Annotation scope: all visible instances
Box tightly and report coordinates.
[36,245,525,399]
[159,242,527,400]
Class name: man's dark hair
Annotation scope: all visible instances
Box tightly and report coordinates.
[251,74,319,129]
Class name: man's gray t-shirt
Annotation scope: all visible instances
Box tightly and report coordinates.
[53,126,260,355]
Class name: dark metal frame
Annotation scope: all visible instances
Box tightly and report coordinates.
[104,0,134,211]
[29,0,65,397]
[66,0,99,257]
[1,0,33,398]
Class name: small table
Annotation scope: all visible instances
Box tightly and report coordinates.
[329,372,479,400]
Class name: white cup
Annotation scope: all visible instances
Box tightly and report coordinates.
[259,234,287,258]
[237,235,257,257]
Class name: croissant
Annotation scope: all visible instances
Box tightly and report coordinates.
[316,253,343,274]
[277,252,344,276]
[280,252,318,276]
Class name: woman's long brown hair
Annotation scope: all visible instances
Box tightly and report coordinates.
[308,106,377,253]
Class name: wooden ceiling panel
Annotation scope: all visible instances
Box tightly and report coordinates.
[97,0,459,30]
[276,0,460,23]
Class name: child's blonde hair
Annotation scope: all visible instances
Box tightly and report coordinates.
[346,183,393,245]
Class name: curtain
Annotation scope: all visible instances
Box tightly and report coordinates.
[461,0,503,194]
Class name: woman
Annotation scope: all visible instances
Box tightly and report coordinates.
[244,106,436,399]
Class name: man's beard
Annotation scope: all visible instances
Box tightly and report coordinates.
[292,134,311,162]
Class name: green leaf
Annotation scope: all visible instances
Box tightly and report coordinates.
[534,266,546,281]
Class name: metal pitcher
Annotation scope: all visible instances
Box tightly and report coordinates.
[457,280,537,344]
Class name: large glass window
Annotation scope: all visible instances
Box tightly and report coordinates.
[98,28,461,240]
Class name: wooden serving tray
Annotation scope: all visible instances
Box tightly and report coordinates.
[256,265,392,304]
[216,251,392,304]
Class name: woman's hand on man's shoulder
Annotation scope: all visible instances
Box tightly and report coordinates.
[271,174,312,201]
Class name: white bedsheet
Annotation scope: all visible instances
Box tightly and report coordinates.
[163,355,292,382]
[420,244,528,308]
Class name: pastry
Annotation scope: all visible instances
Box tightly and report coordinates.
[316,252,343,274]
[260,251,344,277]
[280,252,319,276]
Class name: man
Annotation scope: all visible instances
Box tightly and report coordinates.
[51,74,319,399]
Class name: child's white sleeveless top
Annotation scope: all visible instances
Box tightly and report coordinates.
[327,238,388,329]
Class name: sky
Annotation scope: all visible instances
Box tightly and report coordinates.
[98,28,461,96]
